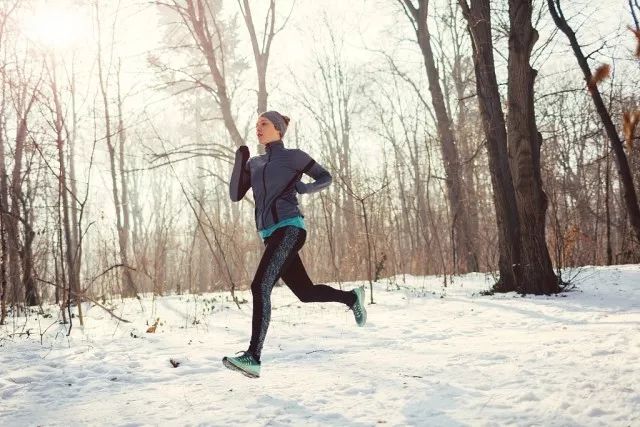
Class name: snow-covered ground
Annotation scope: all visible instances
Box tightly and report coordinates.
[1,265,639,426]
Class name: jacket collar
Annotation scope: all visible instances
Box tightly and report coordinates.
[265,140,284,153]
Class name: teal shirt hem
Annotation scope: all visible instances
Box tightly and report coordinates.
[259,215,306,240]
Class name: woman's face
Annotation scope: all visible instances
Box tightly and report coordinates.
[255,116,280,145]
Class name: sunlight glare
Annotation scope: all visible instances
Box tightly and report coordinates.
[23,3,89,49]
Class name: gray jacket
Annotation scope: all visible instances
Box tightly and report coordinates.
[229,140,332,231]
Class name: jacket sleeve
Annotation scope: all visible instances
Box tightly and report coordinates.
[229,145,251,202]
[294,150,332,195]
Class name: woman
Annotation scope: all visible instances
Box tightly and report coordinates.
[223,110,367,378]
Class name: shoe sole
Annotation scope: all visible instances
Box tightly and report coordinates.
[355,286,367,327]
[222,357,260,378]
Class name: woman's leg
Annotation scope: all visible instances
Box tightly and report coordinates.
[280,253,356,306]
[247,226,306,362]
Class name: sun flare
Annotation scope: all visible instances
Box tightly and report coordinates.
[23,3,89,49]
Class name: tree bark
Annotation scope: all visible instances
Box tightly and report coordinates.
[0,196,6,324]
[507,0,559,294]
[0,46,9,322]
[458,0,521,289]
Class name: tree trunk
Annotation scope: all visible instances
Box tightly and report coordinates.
[0,198,6,324]
[507,0,559,294]
[458,0,521,289]
[116,61,137,298]
[182,0,245,149]
[402,0,479,272]
[51,58,79,318]
[451,39,481,269]
[0,62,9,322]
[6,114,28,310]
[21,200,37,306]
[67,56,82,303]
[605,146,613,265]
[238,0,276,115]
[96,5,137,298]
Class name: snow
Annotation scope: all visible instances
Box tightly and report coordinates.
[1,265,639,426]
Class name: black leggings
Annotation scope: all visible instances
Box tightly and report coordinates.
[247,226,356,362]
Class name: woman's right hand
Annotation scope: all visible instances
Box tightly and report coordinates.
[230,145,252,201]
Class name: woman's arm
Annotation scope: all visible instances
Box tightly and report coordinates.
[294,150,332,194]
[229,145,251,201]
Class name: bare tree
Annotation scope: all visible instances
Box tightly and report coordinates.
[290,21,363,281]
[548,0,640,245]
[458,0,521,290]
[46,55,82,323]
[236,0,292,115]
[157,0,245,148]
[335,172,389,304]
[368,69,435,273]
[0,0,18,324]
[2,50,44,310]
[397,0,479,273]
[95,4,138,298]
[506,0,559,294]
[456,0,562,293]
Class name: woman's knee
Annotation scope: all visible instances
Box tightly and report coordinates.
[251,279,264,294]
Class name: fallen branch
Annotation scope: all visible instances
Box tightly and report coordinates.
[34,277,131,324]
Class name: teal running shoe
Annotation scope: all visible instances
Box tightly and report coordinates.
[350,286,367,327]
[222,351,261,378]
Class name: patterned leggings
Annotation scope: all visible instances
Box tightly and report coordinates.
[247,226,356,361]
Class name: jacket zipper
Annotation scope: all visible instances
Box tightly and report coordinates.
[260,149,271,228]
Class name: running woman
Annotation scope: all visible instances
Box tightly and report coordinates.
[223,110,367,378]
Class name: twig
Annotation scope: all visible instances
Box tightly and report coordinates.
[34,277,131,323]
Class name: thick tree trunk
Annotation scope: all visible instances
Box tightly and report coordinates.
[0,74,9,322]
[0,0,13,325]
[458,0,521,289]
[0,198,6,324]
[507,0,559,294]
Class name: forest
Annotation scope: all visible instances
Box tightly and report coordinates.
[0,0,638,323]
[2,1,640,426]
